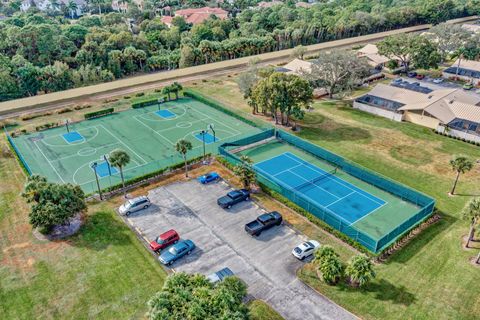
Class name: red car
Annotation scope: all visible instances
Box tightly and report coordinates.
[149,229,179,252]
[416,74,425,80]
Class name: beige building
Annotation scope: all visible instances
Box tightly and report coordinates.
[443,59,480,86]
[357,44,400,71]
[354,82,480,142]
[161,6,228,27]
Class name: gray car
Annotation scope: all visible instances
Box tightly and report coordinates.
[119,196,151,216]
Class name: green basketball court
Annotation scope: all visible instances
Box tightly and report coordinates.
[10,97,261,193]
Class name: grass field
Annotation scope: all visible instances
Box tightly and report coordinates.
[189,77,480,320]
[0,138,168,319]
[9,96,260,193]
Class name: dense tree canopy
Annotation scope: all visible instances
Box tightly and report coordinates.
[147,272,248,320]
[0,0,479,101]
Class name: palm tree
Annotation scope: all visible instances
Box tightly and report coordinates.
[109,149,130,197]
[345,255,376,287]
[233,156,256,190]
[313,245,337,264]
[67,0,78,19]
[318,255,344,285]
[170,82,183,100]
[175,139,192,177]
[449,156,473,195]
[162,86,172,101]
[462,198,480,248]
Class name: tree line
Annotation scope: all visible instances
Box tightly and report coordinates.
[1,0,479,101]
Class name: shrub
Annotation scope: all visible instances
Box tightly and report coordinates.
[135,92,145,97]
[345,255,376,287]
[317,255,345,285]
[57,107,73,114]
[123,95,131,99]
[132,98,161,109]
[84,108,114,120]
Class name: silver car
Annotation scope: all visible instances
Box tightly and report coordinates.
[119,196,151,216]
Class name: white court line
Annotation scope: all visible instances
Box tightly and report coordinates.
[271,163,305,178]
[74,158,143,186]
[347,202,388,227]
[156,117,210,133]
[325,191,356,208]
[100,124,148,165]
[53,142,123,162]
[188,106,241,135]
[133,116,176,146]
[288,170,340,200]
[34,140,66,183]
[283,152,387,206]
[41,126,100,148]
[134,105,187,122]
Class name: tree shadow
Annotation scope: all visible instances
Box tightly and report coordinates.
[69,211,133,251]
[365,279,416,306]
[383,213,455,265]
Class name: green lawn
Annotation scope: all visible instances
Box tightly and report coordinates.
[0,139,167,319]
[248,300,284,320]
[189,79,480,320]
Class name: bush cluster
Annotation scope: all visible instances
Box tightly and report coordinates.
[84,108,114,119]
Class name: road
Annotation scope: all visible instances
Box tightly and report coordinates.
[0,15,477,119]
[126,180,358,320]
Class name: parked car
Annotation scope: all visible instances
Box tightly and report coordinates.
[207,267,234,284]
[407,71,417,78]
[217,189,250,209]
[292,240,320,260]
[391,78,402,84]
[432,78,444,84]
[198,172,220,184]
[149,229,179,252]
[119,196,151,216]
[245,211,282,236]
[158,239,195,265]
[415,74,425,80]
[463,83,474,90]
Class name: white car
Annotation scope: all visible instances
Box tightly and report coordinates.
[119,196,151,216]
[292,240,320,260]
[432,78,444,84]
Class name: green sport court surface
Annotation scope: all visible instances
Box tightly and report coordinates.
[236,139,429,251]
[10,97,261,193]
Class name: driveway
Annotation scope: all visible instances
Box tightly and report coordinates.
[126,180,357,320]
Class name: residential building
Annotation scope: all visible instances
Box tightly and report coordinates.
[354,81,480,142]
[443,59,480,85]
[256,1,283,8]
[161,6,228,27]
[357,44,400,71]
[277,58,313,75]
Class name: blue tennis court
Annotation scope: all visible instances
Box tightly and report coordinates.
[62,131,84,143]
[195,132,218,144]
[155,109,176,119]
[92,161,118,178]
[254,152,386,225]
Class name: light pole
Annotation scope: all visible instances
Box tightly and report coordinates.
[91,162,103,200]
[201,130,206,163]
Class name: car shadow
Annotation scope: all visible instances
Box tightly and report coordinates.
[250,224,290,242]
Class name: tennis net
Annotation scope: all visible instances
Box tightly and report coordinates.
[293,168,337,191]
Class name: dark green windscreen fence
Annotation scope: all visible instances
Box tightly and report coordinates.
[219,129,435,253]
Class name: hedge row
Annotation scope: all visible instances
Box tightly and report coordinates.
[132,98,163,109]
[85,108,114,119]
[433,129,480,146]
[98,154,210,194]
[183,90,270,130]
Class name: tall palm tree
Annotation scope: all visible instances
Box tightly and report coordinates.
[449,156,473,195]
[462,198,480,248]
[170,82,183,100]
[162,86,172,101]
[175,139,192,177]
[345,255,376,287]
[109,149,130,197]
[67,0,78,19]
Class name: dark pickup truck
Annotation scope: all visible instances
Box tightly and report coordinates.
[217,189,250,209]
[245,211,282,236]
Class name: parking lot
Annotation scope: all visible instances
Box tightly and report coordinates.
[125,179,356,320]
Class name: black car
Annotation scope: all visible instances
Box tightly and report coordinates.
[217,189,250,209]
[245,211,282,236]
